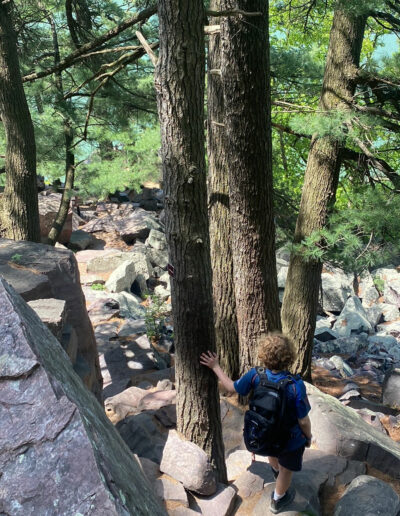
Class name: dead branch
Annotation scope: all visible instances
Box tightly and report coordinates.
[135,31,158,66]
[206,8,262,17]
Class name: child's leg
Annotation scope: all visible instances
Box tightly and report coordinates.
[268,456,279,470]
[275,464,293,496]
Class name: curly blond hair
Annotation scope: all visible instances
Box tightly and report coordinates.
[257,332,295,371]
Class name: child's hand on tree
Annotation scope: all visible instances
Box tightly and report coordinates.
[200,351,219,370]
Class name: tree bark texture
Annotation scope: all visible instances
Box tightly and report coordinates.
[47,122,75,246]
[281,9,367,380]
[0,3,40,242]
[156,0,227,482]
[221,0,281,376]
[207,0,239,380]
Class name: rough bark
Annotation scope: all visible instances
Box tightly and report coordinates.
[281,9,367,380]
[46,14,75,246]
[207,0,239,379]
[0,3,40,242]
[221,0,280,376]
[156,0,227,482]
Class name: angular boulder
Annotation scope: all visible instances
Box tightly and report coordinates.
[0,278,166,516]
[334,475,400,516]
[307,382,400,478]
[333,296,372,337]
[0,238,102,399]
[382,367,400,408]
[38,192,73,244]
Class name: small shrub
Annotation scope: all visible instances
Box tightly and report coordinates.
[10,253,22,264]
[373,276,384,295]
[91,283,105,291]
[144,294,169,343]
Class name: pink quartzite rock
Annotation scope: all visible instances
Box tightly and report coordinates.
[0,238,102,400]
[38,192,73,244]
[0,278,167,516]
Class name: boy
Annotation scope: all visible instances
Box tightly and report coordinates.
[200,332,312,514]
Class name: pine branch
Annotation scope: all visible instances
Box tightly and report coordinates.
[205,8,262,17]
[22,5,157,82]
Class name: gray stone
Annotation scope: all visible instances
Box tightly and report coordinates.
[38,192,72,244]
[320,269,353,312]
[87,297,120,324]
[105,386,149,422]
[146,228,167,250]
[154,284,170,300]
[80,214,118,234]
[307,382,400,478]
[27,298,66,341]
[334,475,400,516]
[155,477,188,507]
[381,303,400,322]
[361,286,380,308]
[115,209,162,244]
[118,318,147,337]
[277,266,288,288]
[0,278,166,516]
[315,334,368,354]
[314,327,338,342]
[329,355,354,377]
[382,368,400,408]
[384,277,400,308]
[365,304,383,327]
[333,296,372,337]
[189,483,236,516]
[147,247,169,269]
[105,259,137,293]
[84,249,127,273]
[0,239,102,399]
[376,320,400,336]
[68,229,93,250]
[61,324,78,364]
[160,430,217,495]
[137,390,176,412]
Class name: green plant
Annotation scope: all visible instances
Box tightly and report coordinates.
[373,276,385,295]
[90,283,105,291]
[144,294,169,343]
[10,253,22,264]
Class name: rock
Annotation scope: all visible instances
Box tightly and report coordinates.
[160,430,217,495]
[129,367,175,388]
[334,475,400,516]
[83,249,126,273]
[105,259,137,293]
[0,278,166,516]
[329,355,354,377]
[27,298,66,341]
[355,408,386,433]
[146,228,167,250]
[118,318,147,337]
[0,239,102,400]
[61,324,78,364]
[117,412,168,463]
[147,247,169,269]
[129,249,153,295]
[115,209,162,244]
[137,390,176,412]
[154,284,171,300]
[314,334,368,354]
[382,368,400,408]
[376,320,400,337]
[314,327,338,342]
[189,483,236,516]
[277,266,288,288]
[384,277,400,308]
[86,290,146,319]
[333,296,372,337]
[156,476,189,507]
[87,298,120,324]
[320,268,354,312]
[38,192,72,244]
[68,229,93,250]
[79,214,117,234]
[233,462,273,497]
[381,303,400,322]
[105,386,149,423]
[307,382,400,478]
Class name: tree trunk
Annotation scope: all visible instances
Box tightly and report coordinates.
[0,3,40,242]
[207,0,239,379]
[221,0,280,376]
[46,14,75,246]
[156,0,227,482]
[281,9,367,380]
[47,121,75,246]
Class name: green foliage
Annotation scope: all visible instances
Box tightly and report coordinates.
[144,294,169,343]
[90,283,105,290]
[292,189,400,274]
[373,276,384,294]
[10,253,23,264]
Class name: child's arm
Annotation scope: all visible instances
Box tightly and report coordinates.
[298,415,312,445]
[200,351,236,393]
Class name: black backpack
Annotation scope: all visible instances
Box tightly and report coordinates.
[243,367,297,456]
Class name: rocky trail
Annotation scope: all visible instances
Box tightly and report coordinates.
[1,191,400,515]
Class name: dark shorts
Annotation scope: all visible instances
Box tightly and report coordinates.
[270,445,305,472]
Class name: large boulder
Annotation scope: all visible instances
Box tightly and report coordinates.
[333,296,372,337]
[307,382,400,478]
[320,268,354,312]
[0,278,166,516]
[382,368,400,408]
[38,192,73,244]
[0,238,102,400]
[334,475,400,516]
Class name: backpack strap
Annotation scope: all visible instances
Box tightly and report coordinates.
[255,366,269,386]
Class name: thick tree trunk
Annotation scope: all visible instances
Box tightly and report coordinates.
[156,0,227,482]
[221,0,280,376]
[207,1,239,380]
[281,9,367,380]
[0,3,40,242]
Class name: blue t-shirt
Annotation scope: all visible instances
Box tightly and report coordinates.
[234,368,311,452]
